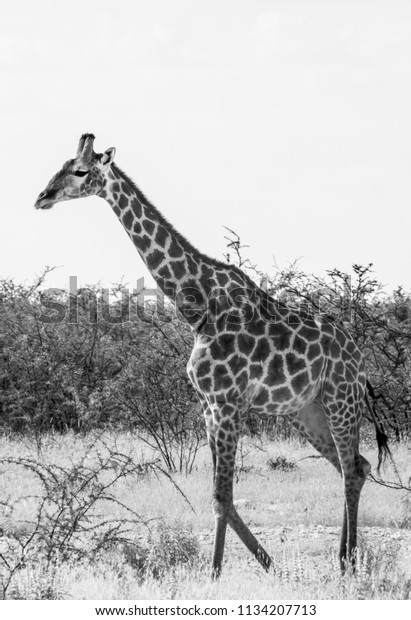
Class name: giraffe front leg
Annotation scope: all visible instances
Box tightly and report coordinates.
[211,443,236,578]
[207,401,240,579]
[207,401,272,577]
[212,495,273,577]
[339,502,350,572]
[228,505,272,571]
[211,496,229,579]
[199,400,228,578]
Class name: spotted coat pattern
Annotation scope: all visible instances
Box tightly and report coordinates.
[35,134,373,578]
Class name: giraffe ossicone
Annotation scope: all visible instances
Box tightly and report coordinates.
[35,134,389,578]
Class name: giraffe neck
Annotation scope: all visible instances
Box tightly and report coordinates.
[99,163,259,327]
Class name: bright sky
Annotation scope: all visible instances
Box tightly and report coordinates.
[2,0,411,293]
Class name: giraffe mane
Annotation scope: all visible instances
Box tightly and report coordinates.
[111,163,249,274]
[111,163,315,321]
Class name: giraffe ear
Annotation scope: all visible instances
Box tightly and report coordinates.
[101,147,116,167]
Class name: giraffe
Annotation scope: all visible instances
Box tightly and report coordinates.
[35,134,389,578]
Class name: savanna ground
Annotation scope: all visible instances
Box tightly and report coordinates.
[0,433,410,600]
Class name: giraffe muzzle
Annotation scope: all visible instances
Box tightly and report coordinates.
[34,191,56,210]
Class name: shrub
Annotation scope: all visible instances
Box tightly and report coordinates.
[123,520,202,580]
[0,274,205,470]
[0,440,153,599]
[267,455,297,472]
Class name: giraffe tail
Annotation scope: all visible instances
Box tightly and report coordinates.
[365,380,392,475]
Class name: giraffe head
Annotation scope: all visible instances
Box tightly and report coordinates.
[34,134,116,210]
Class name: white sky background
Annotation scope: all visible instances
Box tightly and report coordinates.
[1,0,411,292]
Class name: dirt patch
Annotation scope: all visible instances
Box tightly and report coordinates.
[198,524,411,570]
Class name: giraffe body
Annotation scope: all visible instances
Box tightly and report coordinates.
[35,134,380,577]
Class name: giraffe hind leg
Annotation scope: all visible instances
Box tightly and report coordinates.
[323,400,370,572]
[290,401,370,572]
[290,401,342,473]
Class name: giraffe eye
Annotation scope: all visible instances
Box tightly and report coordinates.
[73,169,89,177]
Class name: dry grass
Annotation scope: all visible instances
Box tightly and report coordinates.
[0,432,410,600]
